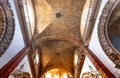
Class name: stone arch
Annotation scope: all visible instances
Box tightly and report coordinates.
[0,0,15,57]
[35,36,82,47]
[98,0,120,68]
[40,66,73,77]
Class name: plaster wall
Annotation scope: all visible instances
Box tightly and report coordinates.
[9,55,32,78]
[0,0,25,69]
[89,0,120,77]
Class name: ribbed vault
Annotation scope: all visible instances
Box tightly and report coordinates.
[32,0,86,77]
[39,40,75,68]
[40,46,77,76]
[33,0,86,39]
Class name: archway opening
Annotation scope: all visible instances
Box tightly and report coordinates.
[42,68,72,78]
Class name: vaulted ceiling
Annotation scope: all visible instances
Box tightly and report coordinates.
[32,0,86,77]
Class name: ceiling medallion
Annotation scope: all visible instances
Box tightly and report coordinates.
[0,0,15,57]
[98,0,120,68]
[56,12,62,18]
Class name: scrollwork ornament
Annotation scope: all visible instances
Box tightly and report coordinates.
[98,0,120,68]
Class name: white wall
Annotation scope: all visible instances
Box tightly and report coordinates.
[80,56,101,78]
[9,55,32,78]
[0,0,25,69]
[89,0,120,77]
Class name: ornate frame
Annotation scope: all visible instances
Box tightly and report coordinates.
[98,0,120,68]
[0,0,15,57]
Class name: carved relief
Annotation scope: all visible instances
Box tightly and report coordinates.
[82,72,100,78]
[0,0,15,56]
[12,70,31,78]
[98,0,120,68]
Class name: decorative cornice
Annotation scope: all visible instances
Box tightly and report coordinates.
[0,0,15,57]
[74,49,86,78]
[98,0,120,68]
